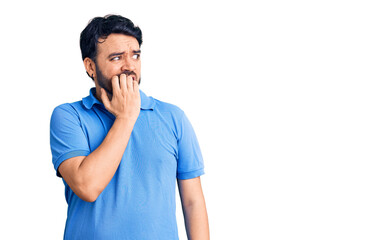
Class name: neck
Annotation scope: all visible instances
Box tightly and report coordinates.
[94,87,113,103]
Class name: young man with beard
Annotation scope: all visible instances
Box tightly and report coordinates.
[50,15,209,240]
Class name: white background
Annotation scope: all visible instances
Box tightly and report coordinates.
[0,0,390,239]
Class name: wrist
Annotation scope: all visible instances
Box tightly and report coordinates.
[115,116,138,124]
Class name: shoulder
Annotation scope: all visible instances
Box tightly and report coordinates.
[50,101,84,123]
[53,98,90,114]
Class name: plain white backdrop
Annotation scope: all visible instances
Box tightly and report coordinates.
[1,0,390,239]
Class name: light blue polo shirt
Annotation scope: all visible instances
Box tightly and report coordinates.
[50,88,204,240]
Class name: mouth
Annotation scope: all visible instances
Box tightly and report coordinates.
[117,73,137,81]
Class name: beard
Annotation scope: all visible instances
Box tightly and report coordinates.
[95,64,141,99]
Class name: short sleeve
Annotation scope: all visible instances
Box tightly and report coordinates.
[176,112,204,180]
[50,104,90,177]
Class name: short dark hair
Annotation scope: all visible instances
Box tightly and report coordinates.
[80,14,143,62]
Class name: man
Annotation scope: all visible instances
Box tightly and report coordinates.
[50,15,209,239]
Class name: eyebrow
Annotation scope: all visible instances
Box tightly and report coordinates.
[107,50,141,59]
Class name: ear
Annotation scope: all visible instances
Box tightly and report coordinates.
[83,57,96,79]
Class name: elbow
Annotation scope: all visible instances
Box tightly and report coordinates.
[74,184,102,203]
[79,192,99,203]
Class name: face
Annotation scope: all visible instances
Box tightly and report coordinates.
[88,33,141,99]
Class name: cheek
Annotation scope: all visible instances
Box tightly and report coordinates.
[136,62,141,73]
[106,66,123,78]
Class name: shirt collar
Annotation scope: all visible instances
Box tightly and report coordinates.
[82,88,155,110]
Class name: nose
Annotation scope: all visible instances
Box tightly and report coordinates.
[121,54,136,72]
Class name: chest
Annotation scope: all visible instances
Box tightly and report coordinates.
[81,109,179,175]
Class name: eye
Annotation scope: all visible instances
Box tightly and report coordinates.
[132,54,140,60]
[111,56,121,61]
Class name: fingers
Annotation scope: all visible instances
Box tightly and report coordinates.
[125,74,138,93]
[126,75,133,92]
[132,78,139,92]
[112,74,138,96]
[101,74,140,119]
[111,75,120,95]
[119,74,127,92]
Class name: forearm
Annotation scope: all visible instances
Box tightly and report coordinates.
[77,117,136,197]
[183,200,210,240]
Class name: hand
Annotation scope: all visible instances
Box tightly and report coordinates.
[101,74,141,121]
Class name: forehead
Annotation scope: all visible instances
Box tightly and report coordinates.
[97,33,140,56]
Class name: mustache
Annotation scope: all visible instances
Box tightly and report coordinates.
[118,71,137,78]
